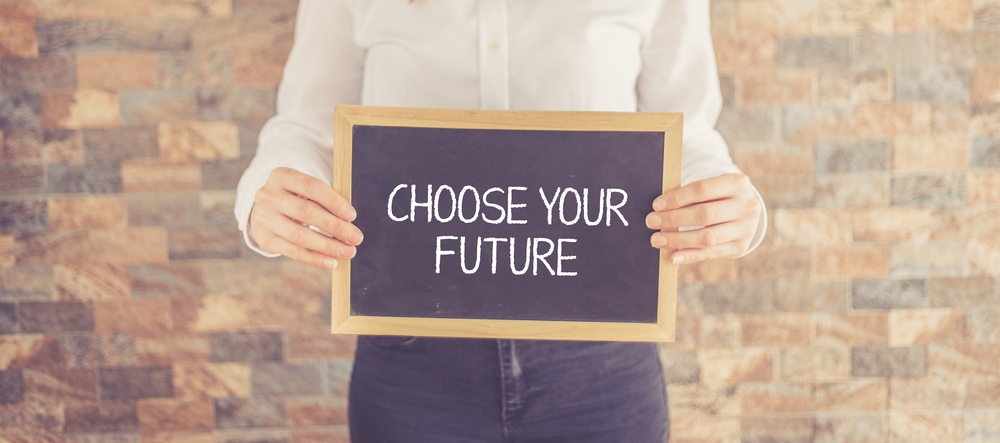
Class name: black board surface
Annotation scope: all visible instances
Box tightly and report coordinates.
[349,125,665,324]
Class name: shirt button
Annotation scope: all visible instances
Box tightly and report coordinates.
[488,42,500,52]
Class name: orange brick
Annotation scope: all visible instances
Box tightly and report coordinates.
[889,309,965,346]
[742,313,811,347]
[893,134,970,171]
[150,0,232,17]
[816,0,893,34]
[733,142,813,175]
[815,247,889,277]
[0,235,14,268]
[772,209,852,246]
[738,0,816,34]
[94,298,173,334]
[142,432,214,443]
[135,333,211,366]
[973,65,1000,102]
[698,348,774,384]
[290,428,352,443]
[740,70,813,106]
[779,347,851,382]
[740,383,812,414]
[712,33,776,75]
[813,380,888,412]
[287,397,348,427]
[853,207,932,243]
[856,103,933,137]
[137,398,214,432]
[77,53,156,90]
[895,0,972,30]
[973,103,1000,135]
[737,245,810,280]
[40,89,120,129]
[16,228,168,266]
[888,412,963,443]
[158,121,239,162]
[813,312,888,346]
[54,263,130,300]
[677,257,739,283]
[933,104,971,134]
[667,383,741,417]
[890,377,966,410]
[0,17,37,56]
[172,363,251,400]
[669,417,741,443]
[47,196,127,230]
[969,172,1000,205]
[233,41,291,86]
[286,328,357,361]
[0,334,60,370]
[700,315,741,348]
[122,159,201,193]
[171,294,248,332]
[928,343,1000,378]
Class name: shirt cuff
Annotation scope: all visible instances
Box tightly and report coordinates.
[732,184,767,259]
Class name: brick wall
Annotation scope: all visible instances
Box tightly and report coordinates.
[0,0,998,442]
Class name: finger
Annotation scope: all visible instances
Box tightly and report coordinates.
[652,173,750,212]
[263,209,358,259]
[273,192,364,246]
[649,219,754,250]
[263,234,340,270]
[646,199,742,230]
[670,241,748,265]
[274,168,357,221]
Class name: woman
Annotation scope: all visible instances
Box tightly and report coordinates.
[236,1,765,441]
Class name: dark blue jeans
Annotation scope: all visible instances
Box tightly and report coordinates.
[349,336,669,442]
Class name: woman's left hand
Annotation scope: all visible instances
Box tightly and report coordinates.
[645,173,762,265]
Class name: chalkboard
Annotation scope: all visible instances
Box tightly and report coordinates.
[331,106,682,342]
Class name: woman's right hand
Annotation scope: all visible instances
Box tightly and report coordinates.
[249,167,363,269]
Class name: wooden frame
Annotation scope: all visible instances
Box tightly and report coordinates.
[331,105,683,342]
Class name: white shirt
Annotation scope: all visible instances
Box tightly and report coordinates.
[236,0,767,257]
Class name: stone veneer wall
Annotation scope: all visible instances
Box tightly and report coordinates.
[1,0,999,442]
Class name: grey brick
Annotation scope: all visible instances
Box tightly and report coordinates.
[751,174,815,209]
[855,33,934,66]
[119,89,199,125]
[112,18,195,51]
[215,397,287,429]
[777,36,851,68]
[975,1,1000,29]
[719,75,735,106]
[99,366,172,400]
[18,301,94,333]
[214,430,289,443]
[891,173,966,206]
[0,199,48,233]
[895,66,970,102]
[661,350,699,384]
[47,162,122,194]
[156,51,234,88]
[251,362,322,396]
[59,334,136,368]
[327,360,352,398]
[0,303,16,334]
[211,331,283,363]
[238,120,263,158]
[816,140,891,173]
[852,345,890,377]
[0,92,42,129]
[934,31,1000,65]
[0,164,46,195]
[742,416,814,443]
[0,369,24,404]
[36,20,117,54]
[973,136,1000,169]
[82,126,159,162]
[0,56,76,91]
[853,278,927,310]
[716,108,773,142]
[127,193,202,227]
[702,282,774,315]
[199,86,276,121]
[816,172,888,208]
[0,268,54,301]
[202,158,252,191]
[780,106,853,142]
[890,346,927,378]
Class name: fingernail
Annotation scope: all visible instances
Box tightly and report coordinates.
[351,230,364,245]
[339,245,356,259]
[653,198,666,212]
[324,258,338,269]
[344,206,357,221]
[651,235,667,247]
[672,254,685,265]
[646,214,660,229]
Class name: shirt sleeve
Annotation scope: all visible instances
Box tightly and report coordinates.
[234,0,366,257]
[636,0,766,257]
